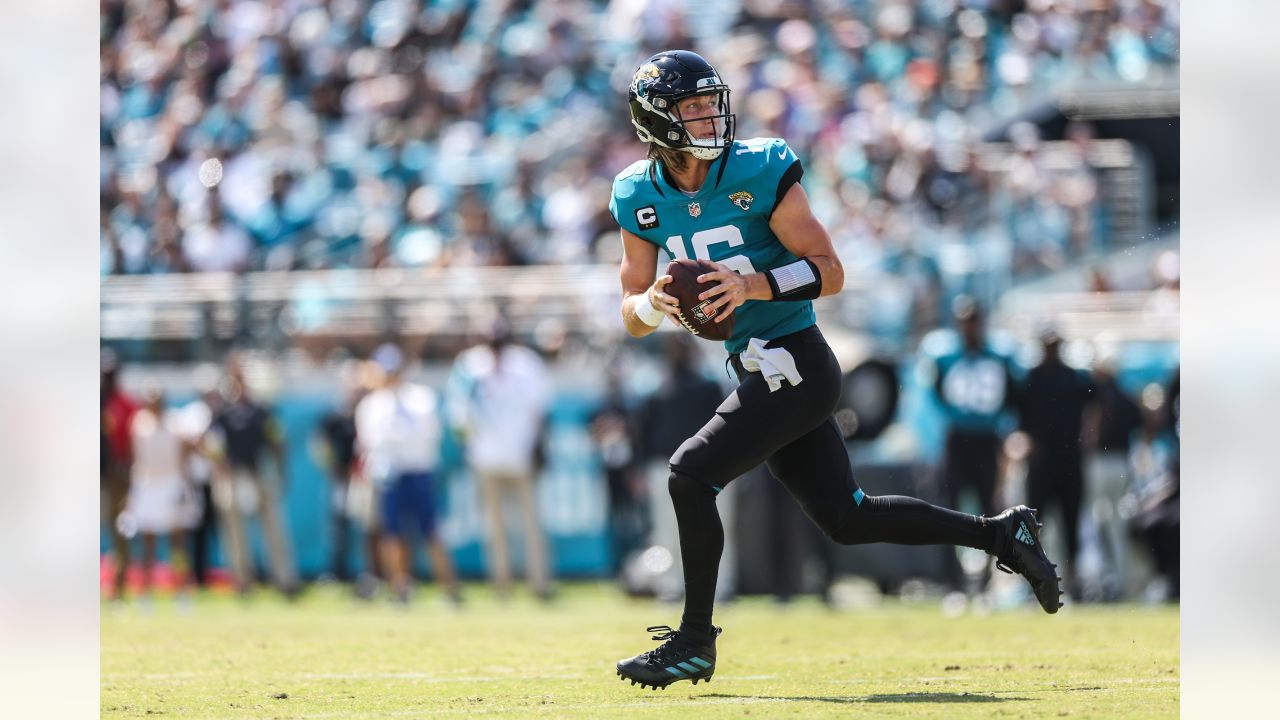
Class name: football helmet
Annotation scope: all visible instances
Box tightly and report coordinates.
[628,50,735,160]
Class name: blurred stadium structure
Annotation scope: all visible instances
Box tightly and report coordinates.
[100,0,1179,601]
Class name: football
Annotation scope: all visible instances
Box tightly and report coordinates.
[664,258,736,341]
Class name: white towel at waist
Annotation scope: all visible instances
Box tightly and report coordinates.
[740,338,803,392]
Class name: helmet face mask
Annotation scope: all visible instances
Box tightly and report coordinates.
[629,51,735,161]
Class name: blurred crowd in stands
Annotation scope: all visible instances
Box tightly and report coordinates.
[101,0,1180,295]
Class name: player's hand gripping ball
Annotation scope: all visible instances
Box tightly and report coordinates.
[664,259,736,341]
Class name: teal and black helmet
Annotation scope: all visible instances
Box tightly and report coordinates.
[628,50,735,160]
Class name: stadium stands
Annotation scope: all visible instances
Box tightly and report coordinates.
[101,0,1180,287]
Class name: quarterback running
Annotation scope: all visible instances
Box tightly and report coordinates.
[609,50,1063,691]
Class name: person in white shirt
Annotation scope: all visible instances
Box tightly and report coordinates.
[125,385,198,599]
[447,322,554,600]
[355,344,460,604]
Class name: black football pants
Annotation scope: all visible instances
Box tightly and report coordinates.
[667,326,999,637]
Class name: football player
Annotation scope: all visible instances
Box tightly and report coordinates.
[610,50,1063,690]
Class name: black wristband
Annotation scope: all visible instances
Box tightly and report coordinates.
[766,258,822,301]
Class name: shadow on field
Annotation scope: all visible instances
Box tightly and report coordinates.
[703,692,1026,704]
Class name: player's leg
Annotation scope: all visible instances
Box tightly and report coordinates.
[975,433,1001,516]
[357,485,382,600]
[378,475,411,602]
[255,470,299,596]
[665,332,841,640]
[192,482,214,587]
[768,418,1000,550]
[331,478,351,582]
[939,431,971,591]
[475,469,513,598]
[410,472,460,604]
[511,469,552,598]
[1026,455,1053,531]
[1059,457,1085,599]
[617,329,841,689]
[168,529,191,594]
[766,417,1064,613]
[973,432,1002,592]
[218,470,253,593]
[107,463,131,598]
[140,532,157,598]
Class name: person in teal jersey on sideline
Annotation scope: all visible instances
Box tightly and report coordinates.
[609,50,1064,691]
[931,296,1023,594]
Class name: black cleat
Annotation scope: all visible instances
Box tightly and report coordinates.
[992,505,1064,614]
[616,625,719,689]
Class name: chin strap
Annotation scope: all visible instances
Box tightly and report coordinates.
[711,144,730,189]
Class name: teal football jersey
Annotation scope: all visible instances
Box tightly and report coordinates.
[609,137,816,355]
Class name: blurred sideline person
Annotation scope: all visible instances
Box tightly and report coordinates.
[174,364,222,588]
[101,349,138,599]
[931,297,1020,593]
[125,384,198,600]
[1082,350,1143,600]
[635,334,726,602]
[589,366,645,576]
[209,356,299,596]
[356,344,460,605]
[447,320,554,601]
[316,370,379,599]
[1019,329,1096,601]
[610,51,1061,691]
[1127,383,1179,602]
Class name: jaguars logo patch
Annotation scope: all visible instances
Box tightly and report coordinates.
[729,191,754,211]
[631,63,661,100]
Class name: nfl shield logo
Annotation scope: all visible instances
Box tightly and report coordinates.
[688,202,701,218]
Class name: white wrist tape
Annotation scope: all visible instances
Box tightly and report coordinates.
[635,292,665,327]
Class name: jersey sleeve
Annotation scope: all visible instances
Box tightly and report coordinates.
[608,185,635,234]
[762,138,804,217]
[609,161,652,237]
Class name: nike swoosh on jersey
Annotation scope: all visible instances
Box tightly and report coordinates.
[777,149,787,160]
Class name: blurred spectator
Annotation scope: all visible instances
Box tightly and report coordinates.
[124,384,198,600]
[635,334,727,603]
[1061,121,1103,256]
[172,364,222,588]
[930,297,1019,594]
[316,373,379,598]
[446,320,554,600]
[101,348,138,599]
[1019,329,1097,601]
[589,366,644,576]
[355,344,460,605]
[209,356,298,596]
[1126,382,1179,602]
[1082,348,1143,600]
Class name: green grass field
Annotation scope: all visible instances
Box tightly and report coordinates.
[102,583,1178,719]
